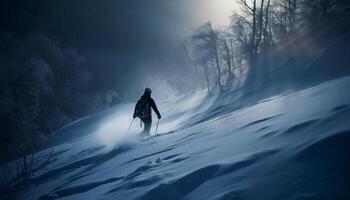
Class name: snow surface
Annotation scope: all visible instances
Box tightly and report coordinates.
[9,76,350,199]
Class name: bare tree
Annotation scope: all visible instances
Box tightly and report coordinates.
[192,22,223,90]
[262,0,272,50]
[188,37,211,92]
[229,13,251,76]
[220,32,236,85]
[0,64,55,195]
[255,0,265,56]
[271,0,298,36]
[237,0,258,64]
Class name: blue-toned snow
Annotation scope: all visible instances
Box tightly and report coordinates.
[14,76,350,200]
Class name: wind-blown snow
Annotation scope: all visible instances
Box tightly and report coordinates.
[6,77,350,200]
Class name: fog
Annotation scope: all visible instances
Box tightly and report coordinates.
[1,1,350,198]
[0,0,237,101]
[0,0,239,162]
[3,0,348,162]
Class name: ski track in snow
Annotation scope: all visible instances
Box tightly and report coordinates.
[5,77,350,200]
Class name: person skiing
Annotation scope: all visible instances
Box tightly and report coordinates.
[133,88,161,136]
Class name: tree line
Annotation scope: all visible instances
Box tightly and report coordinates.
[187,0,349,92]
[0,33,121,190]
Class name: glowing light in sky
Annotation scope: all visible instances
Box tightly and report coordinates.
[191,0,239,28]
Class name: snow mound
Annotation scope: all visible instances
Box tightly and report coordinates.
[3,76,350,200]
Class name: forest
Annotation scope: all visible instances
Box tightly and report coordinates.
[188,0,350,91]
[0,0,349,191]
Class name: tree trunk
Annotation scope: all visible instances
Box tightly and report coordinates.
[223,37,235,84]
[256,0,265,54]
[214,48,222,89]
[250,0,257,66]
[230,39,237,80]
[262,0,271,50]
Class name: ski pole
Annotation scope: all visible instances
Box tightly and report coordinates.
[125,118,135,136]
[154,119,160,135]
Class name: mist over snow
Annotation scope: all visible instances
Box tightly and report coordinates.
[1,0,350,200]
[2,76,350,200]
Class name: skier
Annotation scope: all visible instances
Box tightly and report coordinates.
[133,88,161,136]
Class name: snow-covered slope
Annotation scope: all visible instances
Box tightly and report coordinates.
[9,77,350,200]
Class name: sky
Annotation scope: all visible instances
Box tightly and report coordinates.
[0,0,239,100]
[189,0,239,28]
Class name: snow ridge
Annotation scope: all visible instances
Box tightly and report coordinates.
[5,76,350,200]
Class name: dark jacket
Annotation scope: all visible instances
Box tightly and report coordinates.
[134,93,161,119]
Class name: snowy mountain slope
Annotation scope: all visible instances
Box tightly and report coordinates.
[6,76,350,200]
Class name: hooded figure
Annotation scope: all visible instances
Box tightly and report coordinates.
[133,88,161,135]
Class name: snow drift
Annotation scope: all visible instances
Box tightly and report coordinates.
[2,76,350,200]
